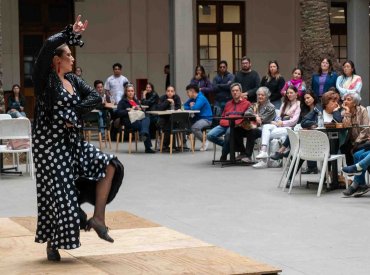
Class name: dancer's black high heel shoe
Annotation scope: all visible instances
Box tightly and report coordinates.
[86,218,114,243]
[46,241,61,261]
[79,208,88,230]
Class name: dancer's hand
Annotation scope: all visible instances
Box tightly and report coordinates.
[73,15,88,34]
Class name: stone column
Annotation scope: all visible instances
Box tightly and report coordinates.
[347,0,369,105]
[169,0,195,101]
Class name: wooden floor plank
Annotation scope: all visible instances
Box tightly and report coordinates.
[5,212,281,274]
[81,246,281,275]
[0,235,107,275]
[0,218,33,238]
[69,227,211,257]
[10,211,159,234]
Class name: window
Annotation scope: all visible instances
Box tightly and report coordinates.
[330,2,347,64]
[197,1,245,79]
[18,0,74,118]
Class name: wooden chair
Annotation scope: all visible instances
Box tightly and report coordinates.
[115,125,139,154]
[82,111,112,150]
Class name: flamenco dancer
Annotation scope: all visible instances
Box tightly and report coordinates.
[32,15,124,261]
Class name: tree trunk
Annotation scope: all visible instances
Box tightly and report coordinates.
[298,0,339,90]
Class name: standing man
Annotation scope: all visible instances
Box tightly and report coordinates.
[233,57,260,103]
[184,84,213,151]
[212,60,234,112]
[164,64,170,89]
[105,63,129,104]
[207,83,251,161]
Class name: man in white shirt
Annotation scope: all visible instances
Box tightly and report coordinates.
[104,63,129,104]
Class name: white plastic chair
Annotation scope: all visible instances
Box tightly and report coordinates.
[278,128,299,189]
[0,118,34,179]
[0,114,19,169]
[290,130,348,197]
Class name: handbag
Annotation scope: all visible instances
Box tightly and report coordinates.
[128,110,145,123]
[6,139,30,150]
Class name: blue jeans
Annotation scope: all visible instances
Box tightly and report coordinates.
[130,116,152,149]
[353,149,370,186]
[207,125,230,156]
[98,110,105,135]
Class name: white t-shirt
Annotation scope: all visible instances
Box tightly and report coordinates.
[104,75,129,103]
[323,110,334,123]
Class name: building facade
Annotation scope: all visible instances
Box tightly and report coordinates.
[1,0,369,118]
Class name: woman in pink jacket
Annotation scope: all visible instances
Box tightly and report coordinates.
[253,85,301,168]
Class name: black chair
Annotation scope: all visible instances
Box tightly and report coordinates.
[160,112,194,155]
[82,110,112,150]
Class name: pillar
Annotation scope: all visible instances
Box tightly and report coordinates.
[347,0,369,105]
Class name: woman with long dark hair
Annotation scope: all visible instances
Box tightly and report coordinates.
[281,67,306,97]
[189,65,213,99]
[7,84,27,118]
[311,58,338,98]
[32,15,124,261]
[336,60,362,98]
[260,60,285,108]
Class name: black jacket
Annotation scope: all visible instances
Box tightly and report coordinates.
[141,91,159,111]
[116,97,141,126]
[156,94,182,110]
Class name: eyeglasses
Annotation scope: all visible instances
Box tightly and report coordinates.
[219,66,226,69]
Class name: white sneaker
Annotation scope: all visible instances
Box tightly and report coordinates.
[200,140,209,151]
[252,160,268,169]
[256,151,268,159]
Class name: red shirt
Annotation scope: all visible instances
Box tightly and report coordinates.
[129,100,138,107]
[219,98,251,127]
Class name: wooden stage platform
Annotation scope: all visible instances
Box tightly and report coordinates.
[0,211,281,274]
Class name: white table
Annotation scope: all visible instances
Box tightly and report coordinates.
[146,110,200,115]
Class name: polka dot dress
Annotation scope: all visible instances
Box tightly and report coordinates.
[33,84,114,250]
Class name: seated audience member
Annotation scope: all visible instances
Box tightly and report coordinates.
[340,93,369,164]
[271,91,320,174]
[235,86,275,163]
[93,80,111,138]
[7,84,26,118]
[260,61,285,108]
[190,65,213,101]
[141,82,159,111]
[336,60,362,98]
[270,90,318,149]
[233,56,260,102]
[184,84,213,151]
[253,85,301,168]
[75,66,83,79]
[311,58,338,99]
[342,131,370,196]
[115,83,155,153]
[207,83,251,161]
[281,67,306,98]
[212,60,234,112]
[141,82,160,137]
[156,85,182,150]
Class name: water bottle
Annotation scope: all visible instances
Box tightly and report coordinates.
[317,112,324,128]
[170,102,175,111]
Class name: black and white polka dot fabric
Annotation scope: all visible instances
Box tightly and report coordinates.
[33,84,114,250]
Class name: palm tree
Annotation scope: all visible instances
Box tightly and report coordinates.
[298,0,339,89]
